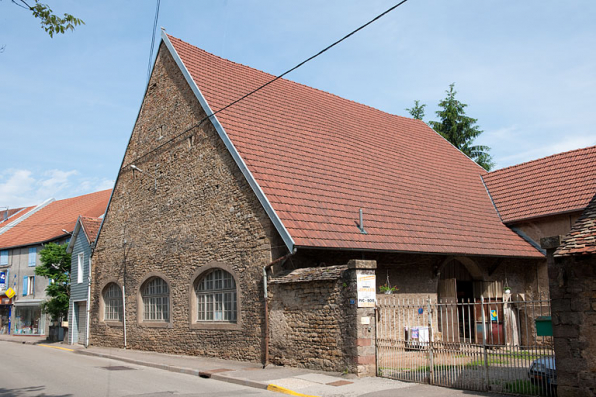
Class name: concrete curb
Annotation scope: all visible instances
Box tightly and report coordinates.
[74,349,270,391]
[0,337,48,346]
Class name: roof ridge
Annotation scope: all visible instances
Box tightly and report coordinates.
[487,144,596,177]
[166,34,416,124]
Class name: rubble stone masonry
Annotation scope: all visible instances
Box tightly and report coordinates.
[548,252,596,396]
[89,43,283,362]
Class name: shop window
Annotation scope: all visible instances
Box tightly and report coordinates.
[15,306,44,335]
[141,277,169,321]
[195,269,237,323]
[103,283,123,322]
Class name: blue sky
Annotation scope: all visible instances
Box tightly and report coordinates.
[1,0,595,208]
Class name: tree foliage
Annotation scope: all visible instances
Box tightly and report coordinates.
[11,0,84,37]
[406,100,426,120]
[428,83,494,171]
[35,242,70,321]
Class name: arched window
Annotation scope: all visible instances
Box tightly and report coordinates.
[142,277,169,321]
[103,283,123,322]
[196,269,237,322]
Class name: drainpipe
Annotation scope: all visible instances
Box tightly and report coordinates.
[122,284,127,348]
[263,249,296,368]
[85,256,91,348]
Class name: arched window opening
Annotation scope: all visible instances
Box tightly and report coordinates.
[196,269,237,322]
[142,277,169,321]
[103,283,123,322]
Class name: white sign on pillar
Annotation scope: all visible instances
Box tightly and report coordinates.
[357,274,376,308]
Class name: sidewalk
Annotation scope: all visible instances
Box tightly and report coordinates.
[0,334,495,397]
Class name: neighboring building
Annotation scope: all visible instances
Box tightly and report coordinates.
[540,193,596,397]
[0,190,110,336]
[66,216,102,345]
[483,145,596,297]
[90,32,551,375]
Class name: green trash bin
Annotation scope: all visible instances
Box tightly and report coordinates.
[535,316,553,337]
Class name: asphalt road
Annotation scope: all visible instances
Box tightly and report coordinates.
[0,343,275,397]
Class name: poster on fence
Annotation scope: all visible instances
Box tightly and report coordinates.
[357,274,376,308]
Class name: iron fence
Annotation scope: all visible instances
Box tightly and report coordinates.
[376,294,555,395]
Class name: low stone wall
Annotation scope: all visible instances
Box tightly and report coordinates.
[268,260,377,376]
[268,265,352,372]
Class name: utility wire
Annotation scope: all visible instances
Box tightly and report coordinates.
[147,0,161,84]
[125,0,409,170]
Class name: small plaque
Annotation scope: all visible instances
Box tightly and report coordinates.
[349,299,355,305]
[361,316,370,325]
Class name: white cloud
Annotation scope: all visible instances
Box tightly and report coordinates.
[0,169,112,208]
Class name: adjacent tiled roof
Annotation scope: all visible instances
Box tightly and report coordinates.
[555,193,596,256]
[483,146,596,223]
[0,190,111,249]
[167,35,541,258]
[0,206,35,230]
[80,216,103,245]
[269,265,348,284]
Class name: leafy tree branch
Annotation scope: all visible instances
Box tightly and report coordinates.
[10,0,84,37]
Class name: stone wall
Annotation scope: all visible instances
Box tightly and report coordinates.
[90,43,283,362]
[549,253,596,396]
[268,260,377,376]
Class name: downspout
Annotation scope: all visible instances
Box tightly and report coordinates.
[85,256,92,348]
[122,284,127,348]
[263,249,296,368]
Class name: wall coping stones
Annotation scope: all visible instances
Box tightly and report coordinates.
[347,259,377,270]
[269,265,347,284]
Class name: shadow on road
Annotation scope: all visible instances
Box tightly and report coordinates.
[0,386,73,397]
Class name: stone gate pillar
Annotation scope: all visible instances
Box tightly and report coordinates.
[346,259,377,377]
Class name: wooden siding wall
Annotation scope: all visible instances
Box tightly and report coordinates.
[68,229,91,344]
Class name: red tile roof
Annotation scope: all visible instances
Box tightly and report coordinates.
[0,206,35,230]
[0,190,111,249]
[167,35,541,258]
[80,216,102,244]
[556,193,596,256]
[483,146,596,223]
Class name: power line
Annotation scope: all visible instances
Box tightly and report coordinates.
[147,0,161,84]
[124,0,410,170]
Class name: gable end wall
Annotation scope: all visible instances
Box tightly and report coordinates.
[90,43,284,361]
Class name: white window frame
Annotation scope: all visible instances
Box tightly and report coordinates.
[27,275,35,295]
[77,253,84,284]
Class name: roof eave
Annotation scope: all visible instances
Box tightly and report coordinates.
[294,244,544,259]
[504,208,586,225]
[162,31,295,254]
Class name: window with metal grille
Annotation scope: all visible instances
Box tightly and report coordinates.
[196,269,237,322]
[142,277,169,321]
[103,283,123,322]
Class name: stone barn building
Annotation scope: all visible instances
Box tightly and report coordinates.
[89,31,585,375]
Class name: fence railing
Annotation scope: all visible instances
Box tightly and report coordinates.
[376,294,555,396]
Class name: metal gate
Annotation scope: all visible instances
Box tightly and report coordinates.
[376,294,555,395]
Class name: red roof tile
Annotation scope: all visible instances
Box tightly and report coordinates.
[483,146,596,223]
[0,190,111,249]
[167,35,541,258]
[556,193,596,256]
[0,206,35,230]
[80,216,103,244]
